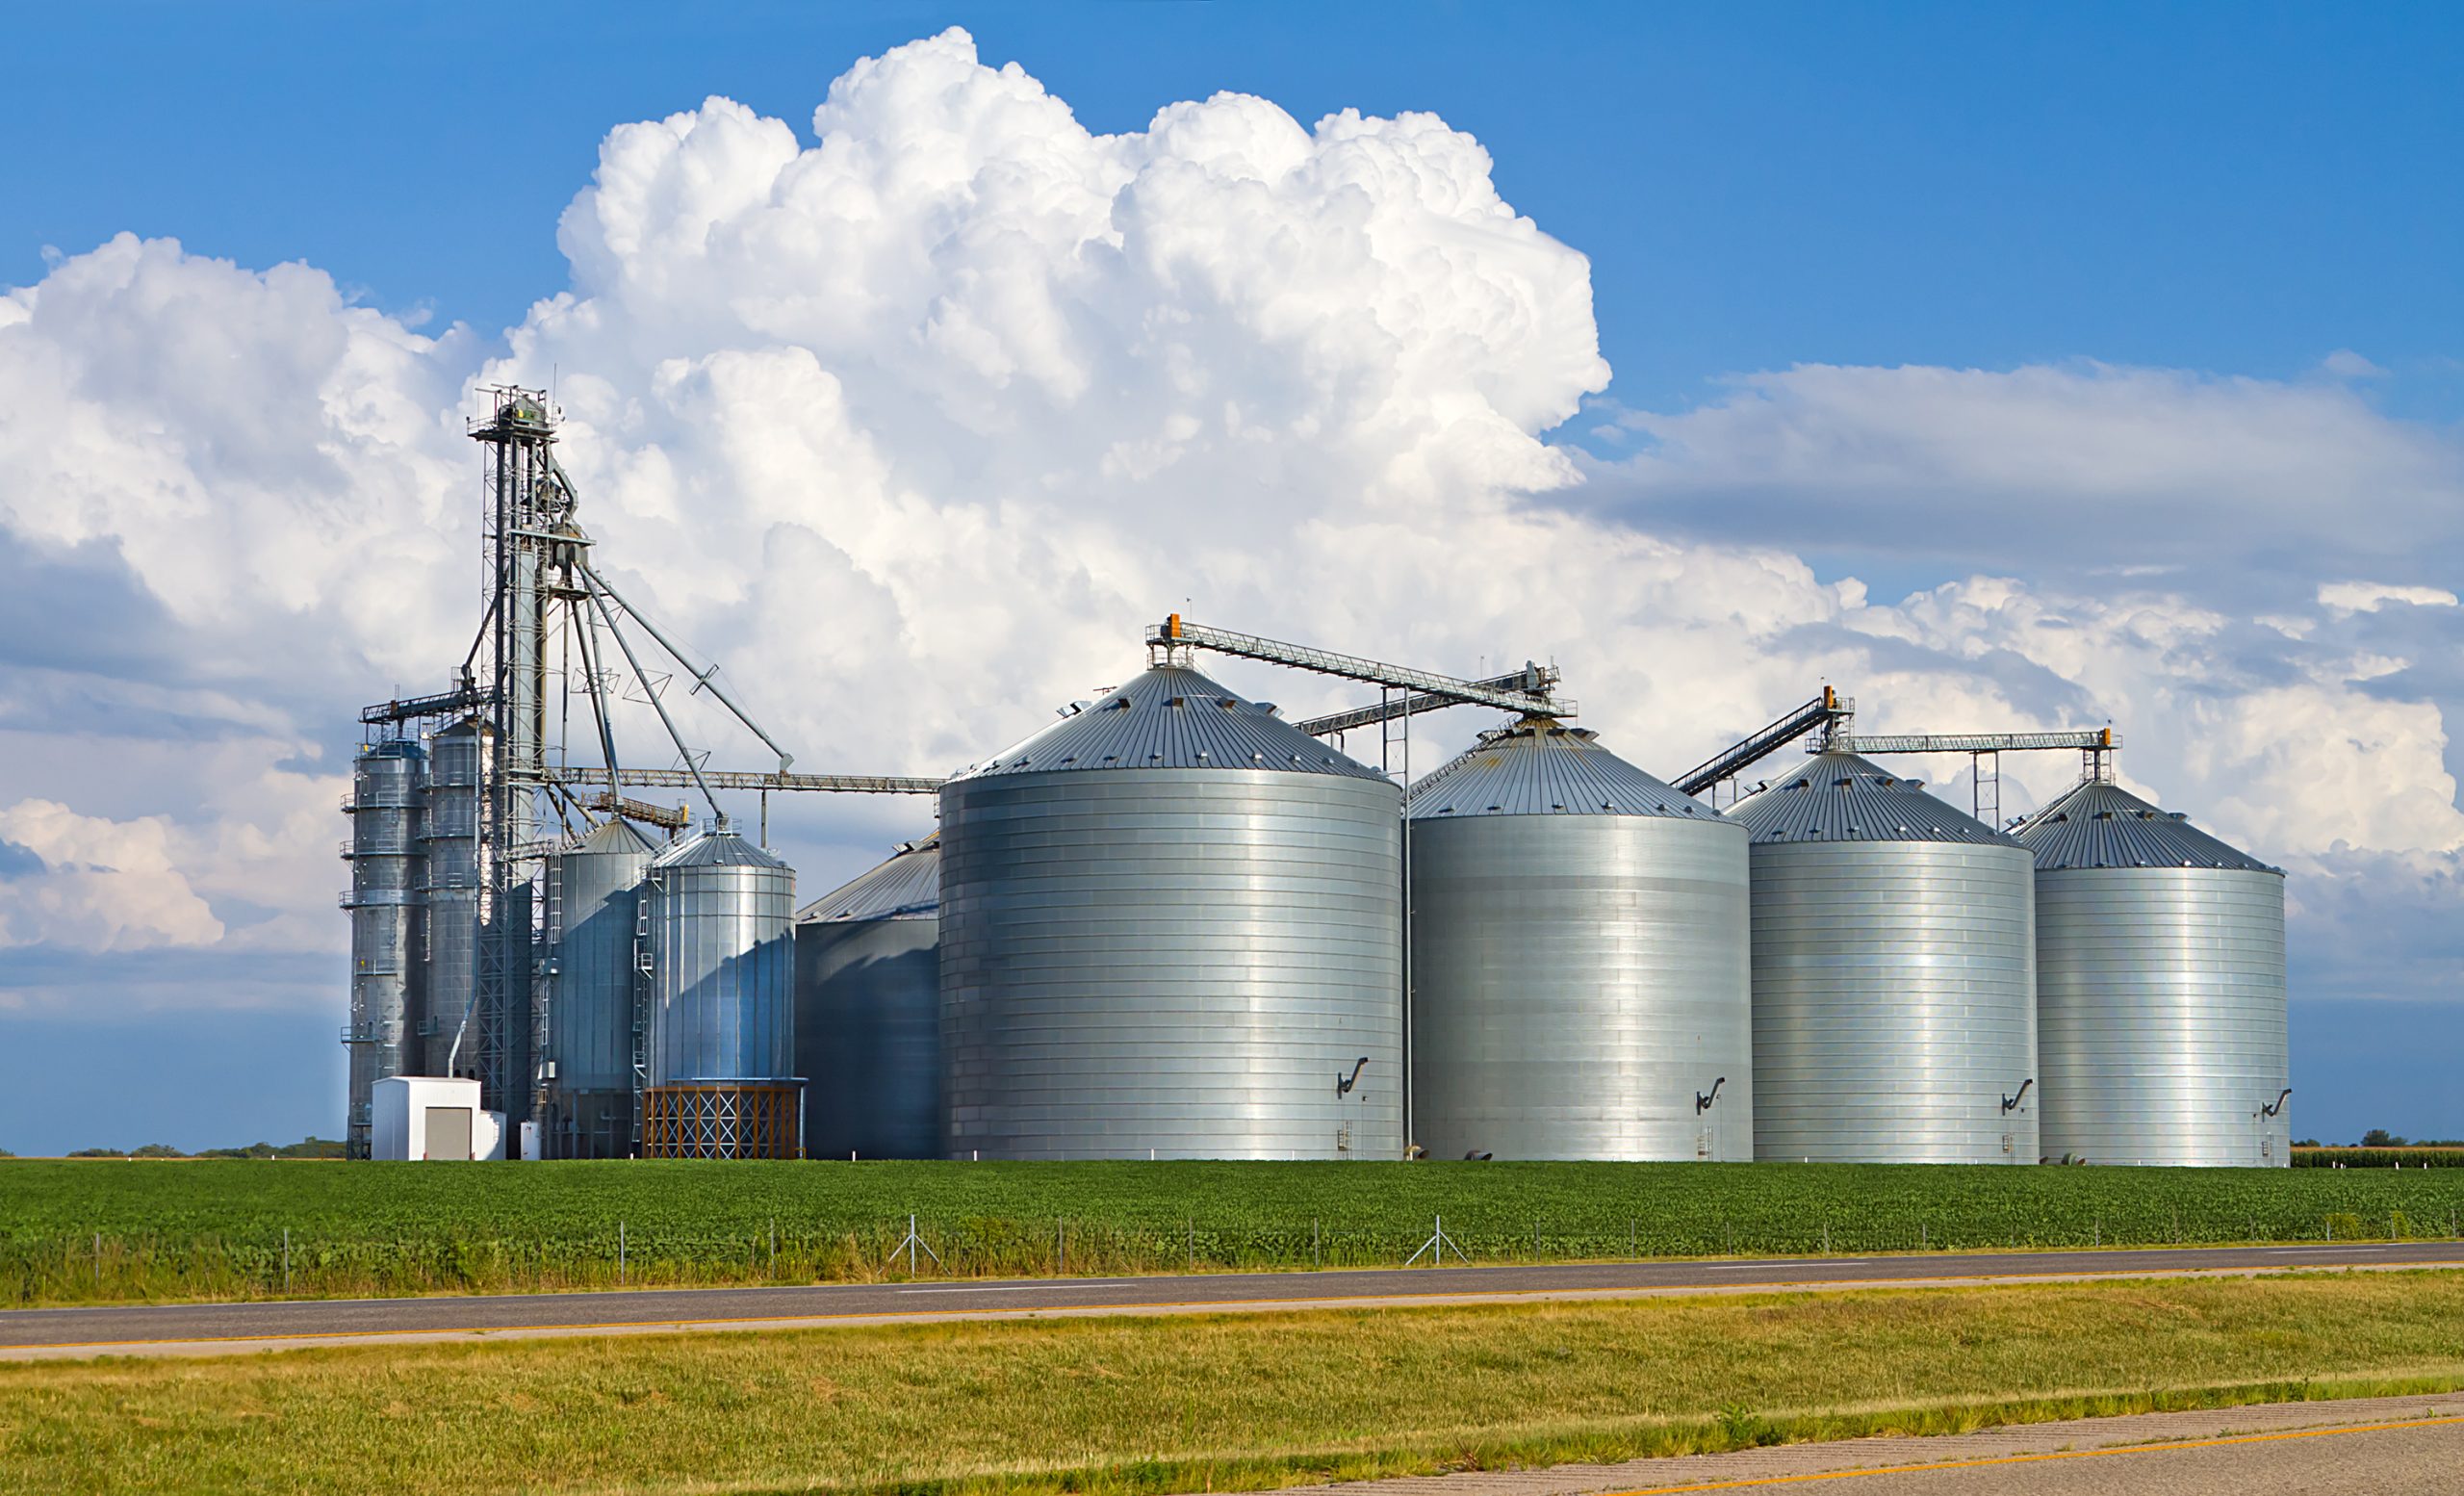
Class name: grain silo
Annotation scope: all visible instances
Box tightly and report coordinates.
[795,833,940,1160]
[543,818,658,1158]
[342,739,426,1158]
[939,661,1403,1160]
[1732,751,2038,1163]
[641,827,801,1158]
[1407,719,1751,1160]
[417,717,488,1078]
[2015,778,2289,1166]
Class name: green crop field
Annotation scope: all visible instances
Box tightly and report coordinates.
[4,1158,2461,1306]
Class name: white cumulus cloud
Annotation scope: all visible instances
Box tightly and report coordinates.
[2318,580,2460,616]
[1590,360,2464,584]
[0,800,223,952]
[0,26,2457,1024]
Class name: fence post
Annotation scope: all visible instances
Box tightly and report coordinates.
[620,1219,628,1283]
[283,1228,291,1292]
[1629,1218,1635,1258]
[1188,1216,1194,1273]
[93,1233,101,1288]
[1313,1218,1321,1271]
[770,1219,777,1275]
[1056,1218,1064,1276]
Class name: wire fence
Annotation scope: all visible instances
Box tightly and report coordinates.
[10,1199,2462,1307]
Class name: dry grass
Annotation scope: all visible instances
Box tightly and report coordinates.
[3,1273,2463,1495]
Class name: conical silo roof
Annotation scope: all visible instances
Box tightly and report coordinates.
[1728,750,2015,845]
[571,817,658,856]
[2014,779,2278,873]
[797,834,939,922]
[1407,719,1717,820]
[952,663,1387,782]
[650,827,789,870]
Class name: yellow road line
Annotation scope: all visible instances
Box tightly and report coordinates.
[15,1259,2464,1354]
[1604,1414,2464,1492]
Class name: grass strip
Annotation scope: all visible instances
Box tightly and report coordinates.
[5,1272,2464,1495]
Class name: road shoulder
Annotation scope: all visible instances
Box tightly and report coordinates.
[1224,1393,2464,1496]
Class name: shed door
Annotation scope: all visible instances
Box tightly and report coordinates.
[425,1106,474,1161]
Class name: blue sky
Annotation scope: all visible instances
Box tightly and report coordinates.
[14,4,2460,417]
[1,4,2459,1153]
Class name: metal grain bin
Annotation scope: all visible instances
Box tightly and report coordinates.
[641,827,800,1158]
[544,817,658,1158]
[939,662,1403,1160]
[795,833,940,1160]
[343,739,426,1157]
[1732,751,2038,1163]
[2015,778,2289,1166]
[416,717,487,1079]
[1407,720,1751,1160]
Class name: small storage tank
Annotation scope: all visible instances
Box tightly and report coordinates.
[796,833,940,1161]
[641,826,799,1158]
[417,718,488,1079]
[544,818,658,1158]
[939,661,1404,1160]
[1407,719,1751,1160]
[343,739,427,1158]
[2015,778,2289,1166]
[1732,751,2039,1163]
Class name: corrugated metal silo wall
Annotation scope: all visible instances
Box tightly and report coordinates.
[546,838,653,1156]
[645,857,798,1085]
[1410,814,1753,1160]
[346,745,425,1154]
[940,770,1404,1160]
[797,916,940,1159]
[2037,866,2289,1166]
[1750,840,2040,1162]
[418,728,483,1077]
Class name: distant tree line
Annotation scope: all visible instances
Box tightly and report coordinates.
[38,1138,346,1161]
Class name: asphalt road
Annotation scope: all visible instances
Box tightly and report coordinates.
[6,1238,2457,1358]
[1721,1421,2464,1493]
[1267,1394,2464,1496]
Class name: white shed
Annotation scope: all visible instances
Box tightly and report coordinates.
[372,1076,505,1161]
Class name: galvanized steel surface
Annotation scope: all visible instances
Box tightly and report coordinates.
[1408,722,1752,1159]
[941,664,1403,1160]
[545,819,656,1154]
[797,834,939,1159]
[1408,720,1725,821]
[2016,779,2279,873]
[796,834,939,922]
[2019,781,2290,1166]
[644,830,797,1087]
[1730,751,2011,845]
[416,720,486,1078]
[344,741,426,1153]
[958,664,1391,781]
[1733,753,2040,1164]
